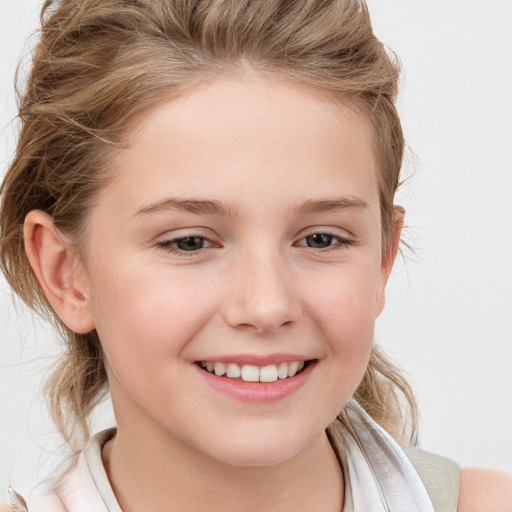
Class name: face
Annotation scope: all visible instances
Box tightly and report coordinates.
[78,76,397,467]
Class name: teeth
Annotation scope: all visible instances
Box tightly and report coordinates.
[287,361,300,377]
[199,361,308,382]
[214,362,226,376]
[241,364,259,382]
[260,365,278,383]
[277,362,288,379]
[226,363,241,378]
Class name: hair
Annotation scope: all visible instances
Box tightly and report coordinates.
[0,0,417,452]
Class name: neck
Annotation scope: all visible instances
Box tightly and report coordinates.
[101,422,344,512]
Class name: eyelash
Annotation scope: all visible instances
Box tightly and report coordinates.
[296,232,354,251]
[155,235,216,255]
[155,231,354,256]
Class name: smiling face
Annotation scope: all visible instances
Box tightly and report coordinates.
[75,76,398,467]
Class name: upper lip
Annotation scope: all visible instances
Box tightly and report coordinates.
[195,353,315,366]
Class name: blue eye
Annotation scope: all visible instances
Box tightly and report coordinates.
[157,236,213,254]
[298,232,353,250]
[156,231,352,256]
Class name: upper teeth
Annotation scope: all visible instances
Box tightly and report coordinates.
[200,361,305,382]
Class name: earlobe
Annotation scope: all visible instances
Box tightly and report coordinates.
[24,210,95,334]
[374,206,405,318]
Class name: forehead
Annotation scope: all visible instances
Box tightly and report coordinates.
[102,76,379,215]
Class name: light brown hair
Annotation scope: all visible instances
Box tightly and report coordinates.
[0,0,417,451]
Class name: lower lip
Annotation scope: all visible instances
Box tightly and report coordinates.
[194,361,316,404]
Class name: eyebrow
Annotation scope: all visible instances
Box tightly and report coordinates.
[133,198,236,218]
[133,195,369,218]
[293,196,369,215]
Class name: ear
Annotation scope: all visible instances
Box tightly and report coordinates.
[24,210,95,333]
[374,206,404,318]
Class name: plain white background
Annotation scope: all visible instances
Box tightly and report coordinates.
[1,0,511,501]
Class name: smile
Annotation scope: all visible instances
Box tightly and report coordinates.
[194,357,317,403]
[197,360,308,382]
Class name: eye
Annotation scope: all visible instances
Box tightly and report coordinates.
[156,235,214,254]
[297,232,353,250]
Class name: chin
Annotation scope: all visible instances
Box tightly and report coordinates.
[200,426,313,468]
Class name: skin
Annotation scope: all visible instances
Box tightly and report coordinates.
[23,76,512,511]
[458,469,512,512]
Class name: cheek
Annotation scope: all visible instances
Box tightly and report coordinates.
[304,263,378,387]
[307,261,379,339]
[87,263,223,426]
[87,259,217,375]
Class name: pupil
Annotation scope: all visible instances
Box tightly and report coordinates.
[307,234,333,248]
[177,236,204,251]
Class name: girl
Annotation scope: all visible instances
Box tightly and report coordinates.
[1,0,511,510]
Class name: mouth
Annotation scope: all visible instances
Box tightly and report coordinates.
[195,360,314,383]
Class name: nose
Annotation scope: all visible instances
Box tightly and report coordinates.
[223,249,301,335]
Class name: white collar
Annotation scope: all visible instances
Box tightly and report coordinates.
[336,399,435,512]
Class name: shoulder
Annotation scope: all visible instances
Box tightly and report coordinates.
[458,467,512,512]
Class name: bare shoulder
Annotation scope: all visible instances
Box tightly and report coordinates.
[458,467,512,512]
